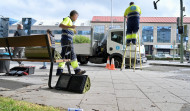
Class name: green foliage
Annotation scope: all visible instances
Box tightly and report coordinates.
[146,55,152,60]
[73,35,90,44]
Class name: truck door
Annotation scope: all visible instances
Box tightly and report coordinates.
[107,31,123,55]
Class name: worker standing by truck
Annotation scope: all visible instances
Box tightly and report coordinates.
[124,2,141,45]
[56,10,86,75]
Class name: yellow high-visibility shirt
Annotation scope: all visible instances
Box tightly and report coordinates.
[61,17,74,31]
[124,5,141,17]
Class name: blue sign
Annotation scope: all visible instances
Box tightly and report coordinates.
[116,46,120,50]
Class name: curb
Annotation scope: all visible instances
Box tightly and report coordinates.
[149,63,190,68]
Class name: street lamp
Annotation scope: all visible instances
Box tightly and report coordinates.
[111,0,113,28]
[180,0,185,63]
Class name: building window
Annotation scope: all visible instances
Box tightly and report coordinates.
[145,45,153,55]
[142,26,153,42]
[109,25,121,29]
[77,30,91,35]
[31,30,46,34]
[94,25,104,33]
[53,30,62,34]
[9,30,16,34]
[157,26,171,43]
[31,30,62,34]
[94,25,105,41]
[111,31,123,44]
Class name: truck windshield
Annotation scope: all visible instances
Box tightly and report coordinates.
[100,32,108,46]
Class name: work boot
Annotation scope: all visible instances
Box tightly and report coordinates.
[75,69,86,75]
[40,66,47,69]
[56,69,63,76]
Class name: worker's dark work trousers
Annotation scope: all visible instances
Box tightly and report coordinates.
[126,16,140,45]
[60,35,76,60]
[58,35,81,74]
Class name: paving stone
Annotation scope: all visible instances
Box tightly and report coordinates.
[91,82,113,87]
[156,103,190,111]
[81,93,117,105]
[117,98,160,111]
[145,92,187,103]
[139,86,170,93]
[79,104,118,111]
[88,86,115,94]
[115,90,147,99]
[113,83,138,90]
[113,79,132,84]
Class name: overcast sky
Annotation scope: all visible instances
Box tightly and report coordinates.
[0,0,190,22]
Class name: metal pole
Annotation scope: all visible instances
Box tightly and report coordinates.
[130,43,132,69]
[180,0,184,63]
[173,40,176,61]
[111,0,113,28]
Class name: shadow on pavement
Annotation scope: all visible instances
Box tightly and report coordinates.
[0,79,33,90]
[40,87,78,94]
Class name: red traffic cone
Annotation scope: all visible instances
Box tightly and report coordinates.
[109,58,116,70]
[105,57,110,69]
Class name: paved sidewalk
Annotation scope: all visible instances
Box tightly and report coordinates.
[0,62,190,111]
[149,60,190,67]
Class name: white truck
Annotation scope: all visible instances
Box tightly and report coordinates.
[71,28,147,68]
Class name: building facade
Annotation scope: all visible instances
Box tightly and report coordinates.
[9,25,91,42]
[91,16,190,56]
[7,16,190,56]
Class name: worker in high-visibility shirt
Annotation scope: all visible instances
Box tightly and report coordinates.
[124,2,141,45]
[56,10,86,75]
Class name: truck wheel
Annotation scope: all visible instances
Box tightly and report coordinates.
[112,57,122,68]
[79,56,88,65]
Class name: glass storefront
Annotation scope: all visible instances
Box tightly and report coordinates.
[145,45,153,55]
[77,30,91,35]
[142,26,154,43]
[157,26,171,43]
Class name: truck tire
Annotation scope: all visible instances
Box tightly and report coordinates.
[112,57,122,68]
[79,56,88,65]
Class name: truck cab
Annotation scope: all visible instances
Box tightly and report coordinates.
[106,29,146,67]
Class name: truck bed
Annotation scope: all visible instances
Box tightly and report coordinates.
[55,43,91,56]
[74,43,91,55]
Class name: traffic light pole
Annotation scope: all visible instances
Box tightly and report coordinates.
[154,0,185,63]
[180,0,184,63]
